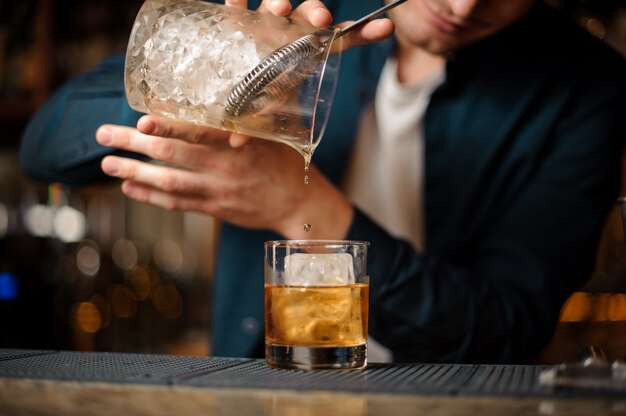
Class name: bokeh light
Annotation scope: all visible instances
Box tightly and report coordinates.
[605,294,626,322]
[109,284,137,318]
[76,241,101,276]
[0,272,19,301]
[0,202,8,239]
[559,292,593,322]
[591,293,612,321]
[74,301,102,333]
[53,205,87,243]
[153,284,183,319]
[23,204,54,237]
[584,17,606,39]
[90,294,112,329]
[111,239,138,270]
[154,239,184,275]
[124,266,154,301]
[560,292,626,322]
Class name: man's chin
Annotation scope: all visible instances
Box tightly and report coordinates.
[420,41,461,56]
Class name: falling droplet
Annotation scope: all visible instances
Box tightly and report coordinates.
[303,160,311,229]
[304,162,310,185]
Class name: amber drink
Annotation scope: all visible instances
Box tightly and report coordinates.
[264,241,369,370]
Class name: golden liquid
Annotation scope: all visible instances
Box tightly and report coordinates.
[224,117,313,232]
[265,284,369,347]
[220,117,314,166]
[303,163,311,231]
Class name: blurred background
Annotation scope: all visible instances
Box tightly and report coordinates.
[0,0,625,362]
[0,0,213,356]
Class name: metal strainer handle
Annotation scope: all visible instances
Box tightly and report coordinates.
[335,0,408,39]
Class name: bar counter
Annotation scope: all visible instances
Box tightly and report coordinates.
[0,349,624,416]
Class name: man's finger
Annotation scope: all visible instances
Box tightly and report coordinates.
[335,19,395,51]
[291,0,332,27]
[257,0,292,16]
[229,133,253,148]
[101,156,209,195]
[225,0,248,9]
[96,124,214,169]
[136,115,230,145]
[121,180,215,213]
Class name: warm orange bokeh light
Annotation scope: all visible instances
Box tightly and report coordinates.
[125,266,153,301]
[560,292,626,322]
[607,294,626,321]
[89,294,111,329]
[559,292,593,322]
[110,284,137,318]
[74,301,102,333]
[153,284,183,319]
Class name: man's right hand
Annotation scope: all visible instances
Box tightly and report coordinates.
[96,115,355,240]
[228,0,395,52]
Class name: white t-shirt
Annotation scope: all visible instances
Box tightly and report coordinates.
[343,57,444,361]
[344,57,444,251]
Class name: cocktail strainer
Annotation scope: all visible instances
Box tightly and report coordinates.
[225,0,408,117]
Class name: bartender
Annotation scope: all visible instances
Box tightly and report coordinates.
[20,0,626,363]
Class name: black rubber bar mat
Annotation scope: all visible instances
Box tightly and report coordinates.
[0,349,619,398]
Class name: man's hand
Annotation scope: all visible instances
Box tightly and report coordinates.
[96,115,353,239]
[95,0,396,238]
[229,0,395,52]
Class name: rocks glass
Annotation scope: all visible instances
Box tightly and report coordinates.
[124,0,341,162]
[264,240,369,370]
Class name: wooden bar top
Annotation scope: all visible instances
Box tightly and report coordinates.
[2,378,625,416]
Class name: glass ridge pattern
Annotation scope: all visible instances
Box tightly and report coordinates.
[126,0,261,126]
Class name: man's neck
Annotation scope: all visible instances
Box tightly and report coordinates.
[395,41,445,87]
